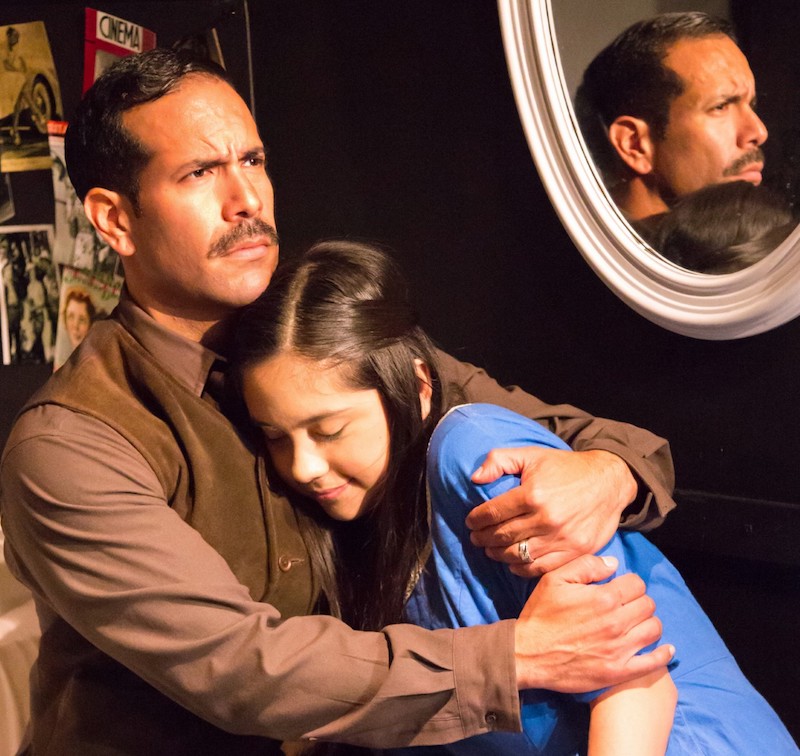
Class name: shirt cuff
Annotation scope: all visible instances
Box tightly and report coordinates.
[452,620,522,737]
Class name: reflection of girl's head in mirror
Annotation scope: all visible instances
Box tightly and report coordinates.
[638,181,797,275]
[575,12,767,222]
[63,288,96,347]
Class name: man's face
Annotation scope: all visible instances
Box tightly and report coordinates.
[651,35,767,201]
[119,75,278,326]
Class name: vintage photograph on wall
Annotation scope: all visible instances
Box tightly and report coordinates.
[47,119,121,279]
[52,265,122,371]
[0,21,62,172]
[0,224,57,365]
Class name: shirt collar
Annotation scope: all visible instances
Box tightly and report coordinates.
[114,288,225,397]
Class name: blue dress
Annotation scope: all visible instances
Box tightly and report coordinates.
[400,404,797,755]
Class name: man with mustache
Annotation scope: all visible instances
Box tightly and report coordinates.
[576,12,768,222]
[0,49,676,753]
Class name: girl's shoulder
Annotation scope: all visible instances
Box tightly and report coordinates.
[427,403,571,503]
[431,402,570,458]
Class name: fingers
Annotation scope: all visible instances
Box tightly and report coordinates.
[484,538,582,576]
[507,550,576,577]
[471,446,539,484]
[514,565,668,692]
[545,553,620,586]
[465,486,535,536]
[619,643,676,683]
[620,604,662,649]
[607,571,648,607]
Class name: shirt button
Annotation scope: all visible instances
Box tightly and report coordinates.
[278,554,302,572]
[484,711,497,727]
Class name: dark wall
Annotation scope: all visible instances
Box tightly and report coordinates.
[2,0,798,743]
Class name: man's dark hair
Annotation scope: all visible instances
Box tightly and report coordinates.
[575,12,736,186]
[64,48,234,211]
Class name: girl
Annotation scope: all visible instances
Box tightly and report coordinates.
[234,240,796,755]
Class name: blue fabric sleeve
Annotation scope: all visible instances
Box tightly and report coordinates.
[425,403,629,705]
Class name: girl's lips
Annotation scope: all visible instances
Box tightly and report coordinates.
[312,482,350,502]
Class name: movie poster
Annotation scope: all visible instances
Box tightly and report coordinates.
[82,8,156,93]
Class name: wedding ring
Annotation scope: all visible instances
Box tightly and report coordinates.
[517,539,534,564]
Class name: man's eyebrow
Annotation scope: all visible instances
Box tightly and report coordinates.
[177,146,267,174]
[241,146,268,166]
[243,146,267,160]
[708,93,741,108]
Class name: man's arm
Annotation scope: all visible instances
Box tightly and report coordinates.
[435,351,676,574]
[426,404,673,697]
[0,406,517,747]
[1,405,670,748]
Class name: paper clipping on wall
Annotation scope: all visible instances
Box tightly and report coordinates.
[48,120,121,279]
[0,225,58,365]
[83,8,156,93]
[0,21,63,172]
[52,265,123,371]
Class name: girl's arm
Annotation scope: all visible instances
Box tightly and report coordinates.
[588,667,677,756]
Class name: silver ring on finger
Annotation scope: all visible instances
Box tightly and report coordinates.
[517,538,534,564]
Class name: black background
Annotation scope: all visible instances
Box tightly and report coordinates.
[2,0,799,742]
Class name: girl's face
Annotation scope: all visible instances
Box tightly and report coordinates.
[242,351,392,521]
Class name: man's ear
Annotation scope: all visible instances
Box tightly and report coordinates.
[82,188,137,258]
[414,358,433,422]
[607,116,656,176]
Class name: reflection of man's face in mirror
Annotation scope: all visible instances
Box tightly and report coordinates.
[577,13,769,222]
[641,36,766,210]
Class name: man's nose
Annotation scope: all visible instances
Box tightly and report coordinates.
[222,169,263,220]
[291,445,329,485]
[741,106,768,148]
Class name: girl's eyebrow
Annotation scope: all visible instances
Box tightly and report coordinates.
[252,408,348,429]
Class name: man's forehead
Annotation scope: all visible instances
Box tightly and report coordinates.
[664,35,754,96]
[122,75,245,124]
[121,75,260,159]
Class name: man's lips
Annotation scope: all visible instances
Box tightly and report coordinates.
[723,148,765,184]
[209,220,279,258]
[733,163,763,184]
[218,237,276,259]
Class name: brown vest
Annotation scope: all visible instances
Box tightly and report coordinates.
[20,318,314,755]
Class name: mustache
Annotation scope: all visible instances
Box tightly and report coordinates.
[209,219,279,258]
[723,148,765,177]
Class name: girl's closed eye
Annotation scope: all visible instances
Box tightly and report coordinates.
[313,425,345,442]
[261,426,286,443]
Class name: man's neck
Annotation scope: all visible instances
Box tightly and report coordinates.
[123,287,237,353]
[612,177,670,221]
[148,310,236,352]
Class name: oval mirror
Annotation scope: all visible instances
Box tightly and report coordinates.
[498,0,800,339]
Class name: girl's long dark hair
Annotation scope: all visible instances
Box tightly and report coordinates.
[234,240,443,631]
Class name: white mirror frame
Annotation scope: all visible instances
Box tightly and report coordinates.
[498,0,800,340]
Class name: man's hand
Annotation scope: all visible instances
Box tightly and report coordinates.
[467,446,637,576]
[514,555,673,692]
